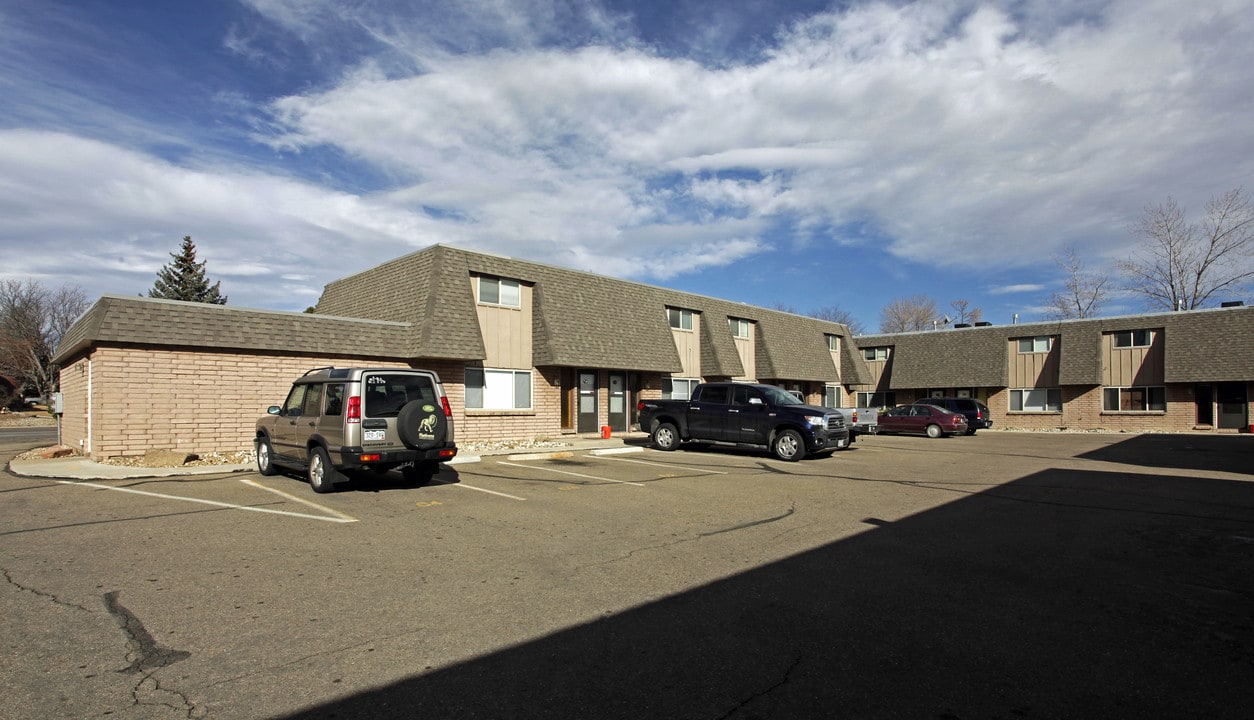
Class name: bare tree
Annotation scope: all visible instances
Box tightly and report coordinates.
[0,279,89,402]
[949,299,982,325]
[879,295,938,332]
[809,306,866,336]
[1044,245,1110,319]
[1118,188,1254,310]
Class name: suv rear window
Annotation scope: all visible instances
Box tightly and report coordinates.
[364,373,438,417]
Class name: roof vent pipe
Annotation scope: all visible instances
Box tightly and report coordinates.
[1012,314,1018,324]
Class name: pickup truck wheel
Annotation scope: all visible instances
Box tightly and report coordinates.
[926,424,943,439]
[652,422,681,451]
[772,429,806,461]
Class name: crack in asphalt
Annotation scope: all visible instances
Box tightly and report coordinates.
[580,503,799,568]
[699,503,796,537]
[716,654,804,719]
[2,567,94,612]
[104,591,201,718]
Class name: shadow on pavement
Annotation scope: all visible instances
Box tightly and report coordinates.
[281,465,1254,719]
[1078,433,1253,475]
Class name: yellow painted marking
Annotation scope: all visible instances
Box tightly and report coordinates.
[415,500,443,507]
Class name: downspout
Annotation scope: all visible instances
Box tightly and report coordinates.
[85,355,92,456]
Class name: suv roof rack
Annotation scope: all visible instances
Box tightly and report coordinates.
[301,366,335,377]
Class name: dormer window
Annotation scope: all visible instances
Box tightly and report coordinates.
[668,307,694,331]
[479,276,520,307]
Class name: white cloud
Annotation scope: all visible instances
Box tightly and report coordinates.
[260,0,1254,280]
[5,0,1254,320]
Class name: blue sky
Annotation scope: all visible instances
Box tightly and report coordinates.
[2,0,1252,333]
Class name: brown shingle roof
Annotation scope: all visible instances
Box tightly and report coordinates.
[54,295,414,364]
[57,245,865,384]
[314,245,860,379]
[856,306,1254,389]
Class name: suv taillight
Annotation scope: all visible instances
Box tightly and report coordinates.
[347,395,361,423]
[441,396,453,417]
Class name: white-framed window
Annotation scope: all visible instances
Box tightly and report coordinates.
[1112,329,1153,348]
[465,368,532,410]
[1017,336,1053,353]
[823,385,840,407]
[1103,386,1165,412]
[662,377,699,400]
[729,318,750,338]
[862,347,888,361]
[668,307,694,331]
[1009,388,1062,412]
[478,276,521,308]
[826,334,839,351]
[857,391,896,408]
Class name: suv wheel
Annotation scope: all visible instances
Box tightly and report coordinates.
[402,461,438,486]
[308,446,338,493]
[256,436,279,476]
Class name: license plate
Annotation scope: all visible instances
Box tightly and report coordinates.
[364,429,385,441]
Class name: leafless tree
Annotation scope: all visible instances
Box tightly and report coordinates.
[1118,188,1254,310]
[949,299,982,325]
[879,295,938,332]
[808,305,866,336]
[1044,245,1110,319]
[0,279,89,403]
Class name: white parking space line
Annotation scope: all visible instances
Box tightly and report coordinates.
[596,456,729,474]
[57,480,357,523]
[497,461,646,487]
[239,478,358,521]
[429,479,527,500]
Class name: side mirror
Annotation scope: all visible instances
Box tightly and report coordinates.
[267,406,281,415]
[749,397,764,405]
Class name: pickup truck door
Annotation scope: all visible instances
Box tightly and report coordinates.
[686,385,731,441]
[730,385,772,444]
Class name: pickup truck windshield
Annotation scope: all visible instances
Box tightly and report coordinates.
[762,386,804,406]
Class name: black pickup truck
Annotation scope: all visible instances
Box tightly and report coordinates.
[636,382,852,461]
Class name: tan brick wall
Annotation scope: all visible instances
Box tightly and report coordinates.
[72,347,414,460]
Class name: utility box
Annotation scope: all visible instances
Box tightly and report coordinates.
[49,392,63,415]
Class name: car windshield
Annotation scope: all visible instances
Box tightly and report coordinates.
[762,386,804,406]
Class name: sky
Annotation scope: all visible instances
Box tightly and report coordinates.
[2,0,1252,334]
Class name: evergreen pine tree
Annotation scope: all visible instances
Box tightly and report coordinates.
[147,236,228,304]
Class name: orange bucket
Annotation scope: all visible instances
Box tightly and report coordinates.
[600,425,612,439]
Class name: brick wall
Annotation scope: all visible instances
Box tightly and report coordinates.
[73,347,414,460]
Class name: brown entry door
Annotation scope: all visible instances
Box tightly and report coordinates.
[578,371,599,433]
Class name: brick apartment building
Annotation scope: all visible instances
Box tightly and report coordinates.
[53,244,1253,460]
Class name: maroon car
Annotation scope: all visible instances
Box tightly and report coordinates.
[875,403,969,438]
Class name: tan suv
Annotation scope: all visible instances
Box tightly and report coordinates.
[254,367,457,492]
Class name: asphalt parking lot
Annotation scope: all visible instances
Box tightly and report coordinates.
[3,429,1253,719]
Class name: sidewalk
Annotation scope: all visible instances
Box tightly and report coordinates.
[8,432,650,480]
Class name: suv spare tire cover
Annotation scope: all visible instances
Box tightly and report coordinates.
[397,400,447,450]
